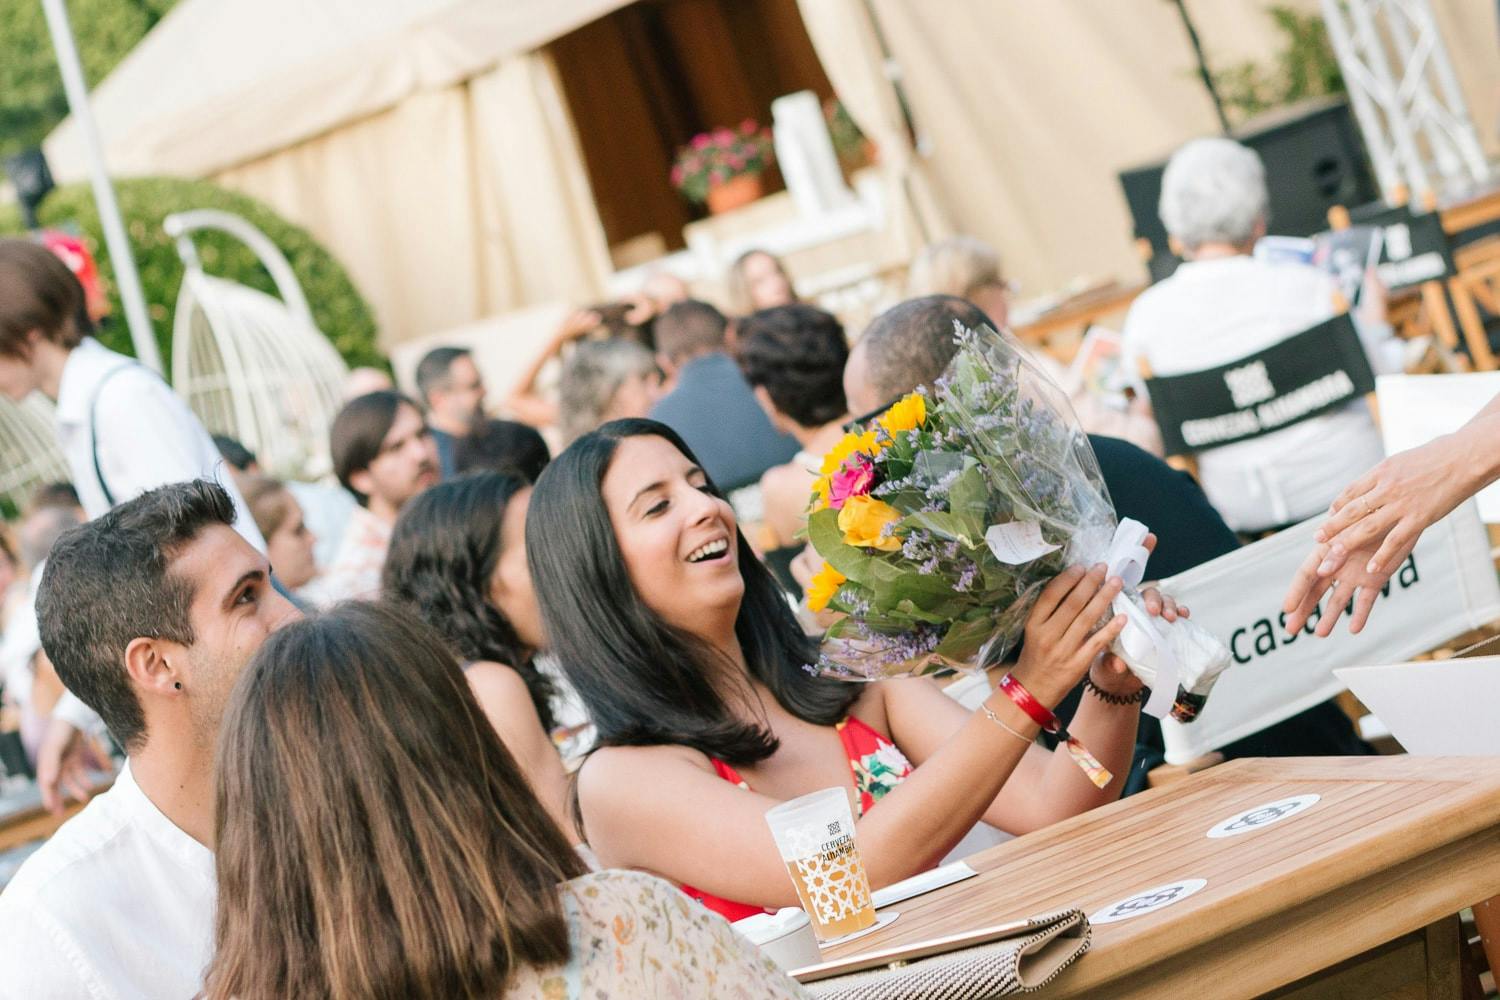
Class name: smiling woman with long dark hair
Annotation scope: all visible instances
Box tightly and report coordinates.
[382,471,572,836]
[527,418,1170,919]
[205,602,806,999]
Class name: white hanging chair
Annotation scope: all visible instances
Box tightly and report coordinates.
[0,394,70,515]
[166,210,350,481]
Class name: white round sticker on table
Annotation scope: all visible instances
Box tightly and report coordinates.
[1206,794,1321,839]
[1090,879,1208,925]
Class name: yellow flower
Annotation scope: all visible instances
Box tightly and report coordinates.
[810,475,831,512]
[819,430,881,477]
[838,495,903,551]
[879,393,927,436]
[806,563,847,613]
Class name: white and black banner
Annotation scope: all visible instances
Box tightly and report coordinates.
[1145,313,1376,455]
[1155,501,1500,764]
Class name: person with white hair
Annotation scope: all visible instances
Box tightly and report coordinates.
[1121,137,1400,534]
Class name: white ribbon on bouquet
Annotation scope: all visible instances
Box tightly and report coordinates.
[1095,519,1231,720]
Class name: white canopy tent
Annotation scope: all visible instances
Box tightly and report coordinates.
[45,0,627,348]
[44,0,1499,351]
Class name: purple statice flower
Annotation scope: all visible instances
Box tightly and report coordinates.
[954,560,979,593]
[918,556,939,575]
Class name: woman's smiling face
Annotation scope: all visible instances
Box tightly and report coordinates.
[599,434,744,638]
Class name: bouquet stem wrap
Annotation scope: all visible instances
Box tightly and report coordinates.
[804,324,1230,723]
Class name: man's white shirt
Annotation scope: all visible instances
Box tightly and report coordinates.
[0,763,215,1000]
[52,337,264,551]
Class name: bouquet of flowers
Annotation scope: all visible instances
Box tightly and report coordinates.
[670,120,775,205]
[804,324,1230,723]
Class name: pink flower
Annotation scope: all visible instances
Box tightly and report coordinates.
[692,133,711,150]
[828,454,877,510]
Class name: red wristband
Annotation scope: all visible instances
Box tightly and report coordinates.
[998,673,1112,790]
[998,673,1058,732]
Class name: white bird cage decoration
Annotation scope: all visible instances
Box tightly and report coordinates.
[0,394,69,515]
[167,210,350,481]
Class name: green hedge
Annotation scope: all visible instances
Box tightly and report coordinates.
[0,176,384,372]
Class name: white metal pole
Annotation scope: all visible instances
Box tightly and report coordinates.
[40,0,164,374]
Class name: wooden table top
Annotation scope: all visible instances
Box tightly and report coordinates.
[1012,280,1147,345]
[824,757,1500,999]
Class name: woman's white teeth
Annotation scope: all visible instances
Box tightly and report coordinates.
[687,539,728,563]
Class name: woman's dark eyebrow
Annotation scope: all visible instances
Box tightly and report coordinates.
[629,480,667,509]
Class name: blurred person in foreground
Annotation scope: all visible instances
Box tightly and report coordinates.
[648,299,796,492]
[1283,390,1500,636]
[305,391,437,605]
[843,295,1369,779]
[727,248,797,315]
[0,482,298,999]
[203,601,806,999]
[414,346,488,479]
[1120,137,1401,534]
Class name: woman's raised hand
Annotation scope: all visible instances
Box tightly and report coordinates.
[1013,565,1126,706]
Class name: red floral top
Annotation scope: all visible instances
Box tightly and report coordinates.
[681,716,914,921]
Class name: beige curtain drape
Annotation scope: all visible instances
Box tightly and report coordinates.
[821,0,1497,297]
[214,51,610,347]
[795,0,952,260]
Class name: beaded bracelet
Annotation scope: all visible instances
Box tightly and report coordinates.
[1082,676,1150,706]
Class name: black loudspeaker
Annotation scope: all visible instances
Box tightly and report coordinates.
[1119,96,1379,280]
[3,147,55,231]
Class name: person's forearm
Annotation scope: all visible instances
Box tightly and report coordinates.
[853,695,1038,886]
[1447,410,1500,501]
[997,694,1137,834]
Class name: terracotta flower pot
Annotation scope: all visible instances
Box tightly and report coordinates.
[706,173,764,215]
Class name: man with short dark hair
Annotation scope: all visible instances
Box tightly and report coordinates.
[307,390,437,604]
[0,481,299,1000]
[847,295,1368,774]
[648,300,796,491]
[414,346,487,478]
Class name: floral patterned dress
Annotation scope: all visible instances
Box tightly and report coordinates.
[506,869,810,999]
[681,716,914,921]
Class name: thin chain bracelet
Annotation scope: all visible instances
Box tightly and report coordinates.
[1083,676,1150,706]
[980,704,1036,744]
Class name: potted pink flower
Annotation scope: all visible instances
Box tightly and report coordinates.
[670,119,775,215]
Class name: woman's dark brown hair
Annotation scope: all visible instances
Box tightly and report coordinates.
[205,601,586,1000]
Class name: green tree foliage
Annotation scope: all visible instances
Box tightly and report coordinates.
[0,0,179,158]
[0,177,385,372]
[1212,5,1346,124]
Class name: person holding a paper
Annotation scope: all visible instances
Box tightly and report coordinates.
[1283,391,1500,635]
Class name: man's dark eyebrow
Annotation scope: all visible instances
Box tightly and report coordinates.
[221,568,266,609]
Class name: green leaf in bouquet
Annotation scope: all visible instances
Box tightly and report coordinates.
[900,510,978,547]
[933,614,1000,665]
